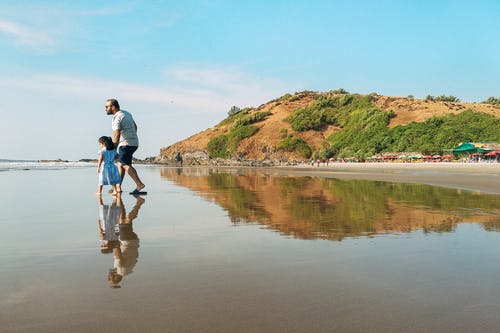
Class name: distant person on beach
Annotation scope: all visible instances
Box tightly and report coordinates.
[175,152,183,167]
[105,98,145,195]
[96,136,122,195]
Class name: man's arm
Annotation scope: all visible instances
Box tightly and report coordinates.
[113,129,121,149]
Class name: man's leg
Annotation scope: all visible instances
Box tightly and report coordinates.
[123,165,145,191]
[127,195,145,222]
[116,162,125,181]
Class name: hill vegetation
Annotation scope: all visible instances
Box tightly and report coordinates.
[158,91,500,164]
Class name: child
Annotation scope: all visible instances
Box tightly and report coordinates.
[97,136,122,195]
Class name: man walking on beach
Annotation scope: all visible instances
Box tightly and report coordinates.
[105,98,145,194]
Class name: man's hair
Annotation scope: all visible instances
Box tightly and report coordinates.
[107,98,120,110]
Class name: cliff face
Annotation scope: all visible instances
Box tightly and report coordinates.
[157,92,500,165]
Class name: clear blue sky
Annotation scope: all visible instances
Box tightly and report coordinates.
[1,0,499,160]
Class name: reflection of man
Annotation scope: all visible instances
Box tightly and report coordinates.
[97,195,145,288]
[114,195,144,278]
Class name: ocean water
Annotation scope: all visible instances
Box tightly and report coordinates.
[1,165,500,332]
[0,160,92,172]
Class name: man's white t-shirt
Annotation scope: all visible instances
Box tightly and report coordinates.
[112,110,139,147]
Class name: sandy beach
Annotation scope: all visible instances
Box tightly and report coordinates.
[270,162,500,194]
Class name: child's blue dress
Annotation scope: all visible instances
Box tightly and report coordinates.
[98,149,121,185]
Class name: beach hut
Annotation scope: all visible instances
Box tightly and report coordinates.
[451,142,495,155]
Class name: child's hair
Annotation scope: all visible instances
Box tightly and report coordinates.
[98,136,115,150]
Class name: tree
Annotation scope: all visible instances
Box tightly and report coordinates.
[228,106,241,116]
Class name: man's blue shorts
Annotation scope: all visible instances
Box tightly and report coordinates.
[117,146,138,166]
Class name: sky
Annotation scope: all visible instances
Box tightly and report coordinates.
[1,0,499,160]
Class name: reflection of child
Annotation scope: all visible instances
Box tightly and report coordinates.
[96,136,122,195]
[97,196,120,253]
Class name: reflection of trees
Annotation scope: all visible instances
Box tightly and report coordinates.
[482,221,500,232]
[206,172,270,223]
[160,168,500,241]
[274,177,383,239]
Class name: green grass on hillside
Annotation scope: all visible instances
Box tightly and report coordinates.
[208,93,500,161]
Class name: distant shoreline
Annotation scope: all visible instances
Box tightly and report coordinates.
[270,162,500,195]
[4,158,499,194]
[150,160,500,195]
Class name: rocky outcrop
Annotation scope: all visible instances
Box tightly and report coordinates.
[155,149,304,166]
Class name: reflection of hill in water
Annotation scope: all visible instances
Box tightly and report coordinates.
[161,168,500,241]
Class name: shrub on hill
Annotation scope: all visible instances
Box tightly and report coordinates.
[218,107,253,126]
[328,88,349,94]
[228,125,259,150]
[277,137,312,158]
[483,96,500,106]
[233,111,272,128]
[285,94,373,131]
[326,107,392,160]
[277,93,297,102]
[435,95,460,102]
[425,95,460,102]
[207,124,260,158]
[207,135,230,158]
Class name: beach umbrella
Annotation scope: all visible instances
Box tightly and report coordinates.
[432,155,441,159]
[423,155,432,159]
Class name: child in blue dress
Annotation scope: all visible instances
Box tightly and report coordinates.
[97,136,122,195]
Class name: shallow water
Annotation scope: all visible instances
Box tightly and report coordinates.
[1,166,500,332]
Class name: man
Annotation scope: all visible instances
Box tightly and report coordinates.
[105,98,145,194]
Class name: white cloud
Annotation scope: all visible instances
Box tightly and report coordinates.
[168,66,245,88]
[1,66,298,113]
[163,65,298,108]
[0,20,55,49]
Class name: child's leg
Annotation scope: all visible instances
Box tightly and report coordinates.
[96,185,103,194]
[111,184,122,195]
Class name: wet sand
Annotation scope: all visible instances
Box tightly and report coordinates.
[273,162,500,194]
[2,165,500,332]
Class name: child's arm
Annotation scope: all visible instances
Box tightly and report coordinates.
[97,220,105,238]
[97,153,103,172]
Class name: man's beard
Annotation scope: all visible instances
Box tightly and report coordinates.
[106,110,113,115]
